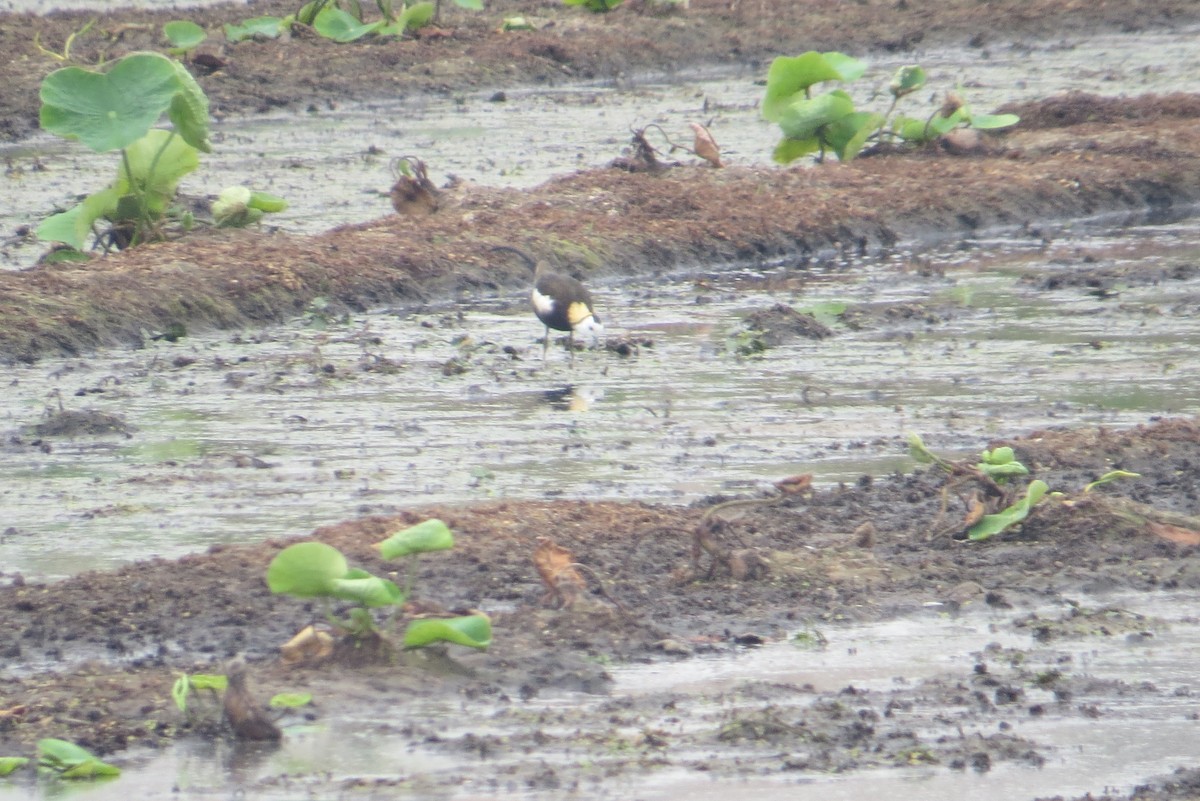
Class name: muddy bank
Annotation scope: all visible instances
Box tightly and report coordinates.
[2,0,1199,143]
[0,418,1197,798]
[3,93,1200,363]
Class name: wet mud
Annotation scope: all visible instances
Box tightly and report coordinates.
[1,2,1199,799]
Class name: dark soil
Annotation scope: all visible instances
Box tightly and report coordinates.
[2,2,1199,798]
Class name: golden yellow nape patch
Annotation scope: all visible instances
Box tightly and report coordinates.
[566,301,594,327]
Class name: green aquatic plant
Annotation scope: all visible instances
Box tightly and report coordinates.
[967,479,1049,541]
[163,20,208,56]
[36,53,286,252]
[224,16,289,42]
[761,53,1019,164]
[37,739,120,779]
[563,0,623,10]
[36,51,210,251]
[171,672,228,714]
[267,519,490,651]
[0,758,29,778]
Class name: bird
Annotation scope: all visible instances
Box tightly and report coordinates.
[491,246,602,361]
[222,656,282,741]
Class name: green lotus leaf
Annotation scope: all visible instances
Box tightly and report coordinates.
[36,184,122,249]
[167,60,212,153]
[164,20,207,51]
[267,542,349,597]
[118,129,201,215]
[825,110,883,162]
[403,613,492,650]
[777,89,855,141]
[270,692,314,708]
[889,64,926,98]
[967,112,1020,130]
[762,51,865,121]
[313,6,381,41]
[248,190,288,212]
[171,674,190,712]
[59,759,120,779]
[968,480,1049,541]
[39,52,182,153]
[0,757,29,777]
[378,519,455,559]
[771,136,819,164]
[224,16,286,42]
[454,0,485,8]
[329,572,403,607]
[188,673,228,691]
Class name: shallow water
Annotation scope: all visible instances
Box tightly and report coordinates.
[2,592,1195,800]
[4,27,1200,269]
[2,214,1199,581]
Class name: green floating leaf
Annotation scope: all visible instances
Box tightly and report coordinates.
[454,0,485,8]
[378,519,455,559]
[40,52,182,153]
[38,739,120,778]
[188,673,228,691]
[247,190,288,213]
[164,20,207,51]
[0,757,29,777]
[267,542,349,597]
[403,613,492,650]
[59,759,121,779]
[269,692,313,708]
[968,480,1049,541]
[329,570,403,607]
[1084,470,1141,492]
[224,16,286,42]
[313,6,381,41]
[967,112,1020,130]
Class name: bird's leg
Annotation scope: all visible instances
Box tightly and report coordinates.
[542,326,550,360]
[568,330,576,365]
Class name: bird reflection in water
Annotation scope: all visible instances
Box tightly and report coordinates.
[540,385,602,412]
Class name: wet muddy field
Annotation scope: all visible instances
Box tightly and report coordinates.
[2,1,1200,799]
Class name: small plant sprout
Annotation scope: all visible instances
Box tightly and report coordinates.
[172,672,228,714]
[37,739,120,779]
[33,18,97,62]
[267,541,402,637]
[967,479,1049,542]
[269,692,314,708]
[163,20,208,57]
[268,520,491,656]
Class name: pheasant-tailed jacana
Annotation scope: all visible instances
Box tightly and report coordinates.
[491,246,602,361]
